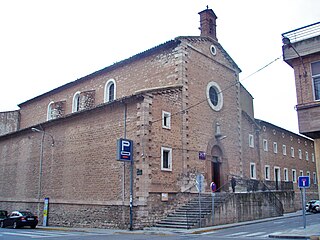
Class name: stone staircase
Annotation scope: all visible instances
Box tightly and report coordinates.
[155,192,229,229]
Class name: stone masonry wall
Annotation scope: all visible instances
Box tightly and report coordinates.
[211,191,295,226]
[0,110,20,136]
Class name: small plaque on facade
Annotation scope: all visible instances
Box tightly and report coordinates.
[137,169,143,175]
[199,151,206,160]
[161,193,169,201]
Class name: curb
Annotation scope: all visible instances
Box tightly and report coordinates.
[36,212,319,238]
[189,212,306,235]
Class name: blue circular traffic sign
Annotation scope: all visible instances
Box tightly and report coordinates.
[210,182,216,192]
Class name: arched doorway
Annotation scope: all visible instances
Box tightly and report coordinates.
[210,146,223,191]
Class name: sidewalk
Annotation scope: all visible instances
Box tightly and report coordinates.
[38,211,320,239]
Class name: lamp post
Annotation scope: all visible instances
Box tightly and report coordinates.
[282,37,308,78]
[31,127,54,217]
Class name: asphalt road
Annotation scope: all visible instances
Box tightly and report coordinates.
[0,213,319,240]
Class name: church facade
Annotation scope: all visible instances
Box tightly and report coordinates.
[0,8,318,228]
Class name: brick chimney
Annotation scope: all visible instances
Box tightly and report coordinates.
[198,7,218,41]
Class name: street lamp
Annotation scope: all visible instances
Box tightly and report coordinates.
[282,37,308,78]
[31,127,54,217]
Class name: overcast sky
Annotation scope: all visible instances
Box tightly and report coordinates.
[1,0,319,134]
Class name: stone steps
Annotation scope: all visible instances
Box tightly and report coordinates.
[155,193,229,229]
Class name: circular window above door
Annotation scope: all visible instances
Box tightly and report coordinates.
[206,81,223,111]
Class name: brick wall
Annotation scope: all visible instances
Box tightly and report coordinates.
[18,43,181,129]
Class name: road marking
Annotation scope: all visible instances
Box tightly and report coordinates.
[225,231,249,236]
[21,230,77,236]
[31,232,110,238]
[0,230,107,239]
[244,232,266,237]
[2,232,43,237]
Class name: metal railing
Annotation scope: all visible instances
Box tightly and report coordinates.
[282,21,320,43]
[177,177,289,229]
[234,177,285,215]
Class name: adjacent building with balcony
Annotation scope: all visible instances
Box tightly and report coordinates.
[282,22,320,197]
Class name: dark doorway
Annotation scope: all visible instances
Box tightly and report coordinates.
[211,157,221,191]
[275,168,280,190]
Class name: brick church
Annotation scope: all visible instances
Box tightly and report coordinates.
[0,8,318,229]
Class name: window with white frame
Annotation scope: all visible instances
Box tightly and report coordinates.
[249,134,254,148]
[250,162,256,179]
[300,170,303,176]
[161,147,172,171]
[206,81,223,111]
[47,101,54,120]
[273,142,278,154]
[311,61,320,100]
[263,139,268,151]
[292,169,297,183]
[298,149,302,159]
[312,153,315,162]
[305,151,309,161]
[265,165,270,180]
[313,172,317,184]
[162,111,171,129]
[291,147,295,158]
[72,91,81,113]
[282,145,287,155]
[284,168,289,182]
[104,79,116,103]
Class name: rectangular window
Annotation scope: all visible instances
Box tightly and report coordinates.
[265,165,270,180]
[161,147,172,171]
[249,134,254,148]
[300,170,303,176]
[312,153,315,162]
[314,172,317,184]
[291,147,295,158]
[282,145,287,155]
[250,162,256,179]
[284,168,289,182]
[298,149,302,159]
[292,169,297,183]
[312,61,320,100]
[162,111,171,129]
[263,139,268,151]
[305,151,309,161]
[273,142,278,154]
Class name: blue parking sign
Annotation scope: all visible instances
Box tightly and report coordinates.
[117,139,133,162]
[298,176,310,188]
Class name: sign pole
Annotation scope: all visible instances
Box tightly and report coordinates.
[298,176,310,229]
[116,138,134,230]
[210,182,216,225]
[302,187,306,229]
[196,174,204,228]
[129,158,133,230]
[212,192,215,225]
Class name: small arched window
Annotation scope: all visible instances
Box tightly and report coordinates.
[47,101,54,120]
[104,79,116,103]
[72,91,81,112]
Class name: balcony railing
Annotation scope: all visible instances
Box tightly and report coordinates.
[282,21,320,43]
